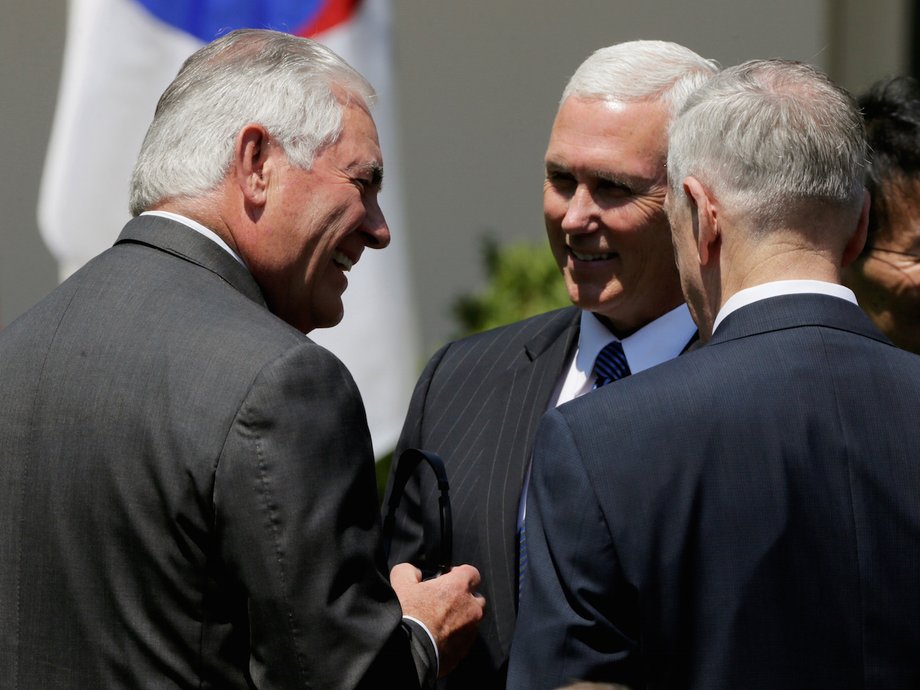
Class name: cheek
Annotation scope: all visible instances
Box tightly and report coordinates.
[543,188,568,225]
[862,262,913,300]
[613,212,673,260]
[544,210,567,261]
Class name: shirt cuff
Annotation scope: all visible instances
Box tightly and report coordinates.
[402,614,439,675]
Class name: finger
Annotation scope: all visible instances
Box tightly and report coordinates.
[449,563,482,590]
[389,562,423,587]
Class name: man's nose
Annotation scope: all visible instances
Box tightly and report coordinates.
[561,185,600,234]
[363,199,391,249]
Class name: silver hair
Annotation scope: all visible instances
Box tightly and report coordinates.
[667,59,867,226]
[129,29,375,216]
[561,40,719,117]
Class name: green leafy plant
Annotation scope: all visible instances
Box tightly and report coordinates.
[451,235,570,337]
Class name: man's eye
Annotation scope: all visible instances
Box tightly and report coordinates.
[547,172,575,188]
[597,180,631,196]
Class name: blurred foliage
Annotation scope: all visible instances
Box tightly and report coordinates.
[451,235,570,337]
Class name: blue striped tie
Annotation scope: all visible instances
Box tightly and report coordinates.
[593,340,631,388]
[518,522,528,602]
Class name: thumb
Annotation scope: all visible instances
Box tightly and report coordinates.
[389,562,423,590]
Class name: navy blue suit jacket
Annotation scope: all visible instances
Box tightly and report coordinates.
[508,294,920,690]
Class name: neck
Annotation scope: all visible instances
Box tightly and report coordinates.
[155,196,241,258]
[715,232,842,315]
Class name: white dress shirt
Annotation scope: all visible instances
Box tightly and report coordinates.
[552,302,698,407]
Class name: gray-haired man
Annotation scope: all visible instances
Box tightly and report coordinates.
[385,40,718,689]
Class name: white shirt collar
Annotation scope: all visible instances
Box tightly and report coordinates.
[141,210,246,267]
[553,303,697,407]
[712,280,857,334]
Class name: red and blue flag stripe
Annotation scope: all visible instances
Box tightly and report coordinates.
[133,0,361,40]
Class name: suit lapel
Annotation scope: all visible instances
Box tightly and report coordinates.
[517,309,581,478]
[114,215,266,308]
[488,308,580,653]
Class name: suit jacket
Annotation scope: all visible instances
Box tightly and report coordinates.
[0,216,436,689]
[508,294,920,690]
[385,307,581,688]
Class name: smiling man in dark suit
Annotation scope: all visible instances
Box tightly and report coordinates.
[0,29,483,689]
[508,59,920,690]
[384,41,717,688]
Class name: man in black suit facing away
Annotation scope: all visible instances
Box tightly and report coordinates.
[509,59,920,689]
[0,29,483,689]
[385,40,717,688]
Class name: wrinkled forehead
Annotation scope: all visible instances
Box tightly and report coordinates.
[545,97,669,178]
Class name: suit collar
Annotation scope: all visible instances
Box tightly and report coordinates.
[713,279,857,333]
[114,215,266,308]
[710,293,890,347]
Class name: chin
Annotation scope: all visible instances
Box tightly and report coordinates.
[276,308,342,335]
[570,285,623,315]
[312,306,346,331]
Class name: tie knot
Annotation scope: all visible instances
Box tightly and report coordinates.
[593,340,631,388]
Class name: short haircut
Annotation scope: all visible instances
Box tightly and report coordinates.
[561,40,719,117]
[858,75,920,246]
[129,29,374,216]
[667,59,867,229]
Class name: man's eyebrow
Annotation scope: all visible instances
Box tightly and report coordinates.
[545,160,645,188]
[594,169,640,187]
[350,162,384,188]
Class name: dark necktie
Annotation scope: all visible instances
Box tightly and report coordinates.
[592,340,631,388]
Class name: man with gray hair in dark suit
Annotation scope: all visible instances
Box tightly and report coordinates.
[0,28,483,689]
[385,40,718,689]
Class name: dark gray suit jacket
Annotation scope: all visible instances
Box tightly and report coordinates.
[385,307,582,688]
[509,294,920,689]
[0,216,435,689]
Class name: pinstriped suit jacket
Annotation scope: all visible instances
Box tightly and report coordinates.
[384,307,581,688]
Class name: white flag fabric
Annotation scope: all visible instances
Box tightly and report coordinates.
[38,0,419,457]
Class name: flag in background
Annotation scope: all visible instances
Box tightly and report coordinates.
[38,0,419,457]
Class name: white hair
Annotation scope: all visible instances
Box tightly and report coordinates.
[667,59,867,227]
[561,40,719,117]
[129,29,375,216]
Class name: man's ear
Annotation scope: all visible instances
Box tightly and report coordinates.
[234,124,273,208]
[683,176,720,267]
[842,188,870,268]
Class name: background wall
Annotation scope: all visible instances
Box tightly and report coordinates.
[1,0,911,358]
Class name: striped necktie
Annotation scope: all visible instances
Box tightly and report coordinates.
[593,340,631,388]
